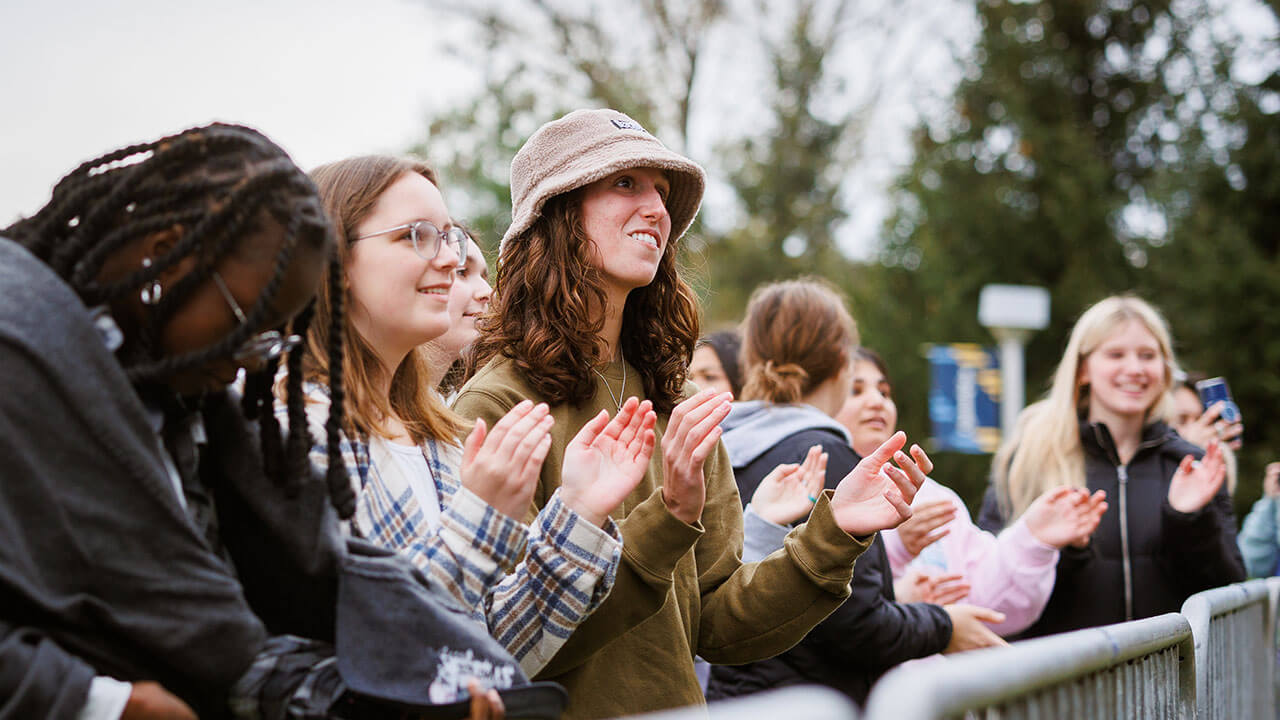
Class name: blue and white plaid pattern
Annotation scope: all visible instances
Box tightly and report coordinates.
[289,385,622,674]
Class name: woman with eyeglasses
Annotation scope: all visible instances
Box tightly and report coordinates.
[298,155,653,674]
[454,109,929,718]
[0,125,524,720]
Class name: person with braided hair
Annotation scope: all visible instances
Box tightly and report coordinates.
[0,125,520,720]
[297,155,652,676]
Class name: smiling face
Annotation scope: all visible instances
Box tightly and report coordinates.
[433,236,491,362]
[835,358,898,457]
[345,171,460,367]
[1079,319,1167,424]
[578,167,672,299]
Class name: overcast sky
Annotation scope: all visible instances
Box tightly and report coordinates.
[7,1,1271,260]
[2,0,981,259]
[0,0,473,226]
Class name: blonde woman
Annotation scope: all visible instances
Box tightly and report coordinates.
[977,295,1245,637]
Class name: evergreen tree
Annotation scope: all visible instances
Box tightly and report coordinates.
[862,0,1268,508]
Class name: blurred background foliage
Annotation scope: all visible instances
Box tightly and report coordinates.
[415,0,1280,517]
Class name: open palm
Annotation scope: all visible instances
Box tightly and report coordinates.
[752,445,827,526]
[560,397,657,527]
[831,431,930,537]
[1168,440,1226,513]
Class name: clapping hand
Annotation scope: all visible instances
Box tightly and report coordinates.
[895,569,971,605]
[1021,486,1108,549]
[830,431,932,537]
[751,445,828,526]
[1168,439,1227,513]
[561,397,658,527]
[461,400,553,520]
[660,389,734,524]
[894,500,956,558]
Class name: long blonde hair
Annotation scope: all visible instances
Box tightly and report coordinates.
[304,155,467,446]
[993,295,1181,519]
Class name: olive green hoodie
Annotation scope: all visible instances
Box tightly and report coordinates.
[454,356,871,719]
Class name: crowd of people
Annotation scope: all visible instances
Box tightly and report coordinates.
[0,109,1270,720]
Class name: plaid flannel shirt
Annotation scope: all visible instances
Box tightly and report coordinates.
[291,386,622,675]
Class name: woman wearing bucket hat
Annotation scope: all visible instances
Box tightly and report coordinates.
[454,108,931,718]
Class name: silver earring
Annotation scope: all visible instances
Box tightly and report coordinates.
[140,257,162,305]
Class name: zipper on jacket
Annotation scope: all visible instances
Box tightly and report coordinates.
[1117,464,1134,621]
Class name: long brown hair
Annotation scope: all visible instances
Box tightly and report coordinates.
[740,278,859,404]
[470,190,700,413]
[305,155,466,445]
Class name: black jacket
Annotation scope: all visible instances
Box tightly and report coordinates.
[707,404,951,706]
[0,237,547,719]
[977,420,1245,638]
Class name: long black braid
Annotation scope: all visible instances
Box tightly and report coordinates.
[3,123,356,520]
[321,251,355,521]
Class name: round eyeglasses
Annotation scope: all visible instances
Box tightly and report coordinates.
[355,220,469,264]
[211,270,303,368]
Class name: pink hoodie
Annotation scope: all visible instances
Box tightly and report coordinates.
[881,478,1058,637]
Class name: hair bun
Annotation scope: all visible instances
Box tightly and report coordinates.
[745,360,809,404]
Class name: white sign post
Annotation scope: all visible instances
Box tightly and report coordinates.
[978,285,1050,436]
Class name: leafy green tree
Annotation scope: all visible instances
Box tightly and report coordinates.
[415,0,964,323]
[862,0,1270,509]
[1143,28,1280,515]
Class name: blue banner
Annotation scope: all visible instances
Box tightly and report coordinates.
[927,344,1001,454]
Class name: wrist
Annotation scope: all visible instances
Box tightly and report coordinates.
[1167,495,1203,514]
[661,487,701,524]
[562,490,609,527]
[755,504,799,526]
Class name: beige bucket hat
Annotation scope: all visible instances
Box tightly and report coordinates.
[502,108,706,253]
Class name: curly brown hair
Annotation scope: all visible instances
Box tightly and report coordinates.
[469,190,700,413]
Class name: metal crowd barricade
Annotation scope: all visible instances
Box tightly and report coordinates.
[621,686,859,720]
[1181,579,1277,720]
[861,613,1194,720]
[1271,577,1280,715]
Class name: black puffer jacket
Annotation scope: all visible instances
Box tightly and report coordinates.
[706,403,951,706]
[977,420,1245,638]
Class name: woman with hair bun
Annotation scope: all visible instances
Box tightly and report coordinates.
[706,278,1006,707]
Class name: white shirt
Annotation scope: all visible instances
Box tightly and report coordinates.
[377,438,444,531]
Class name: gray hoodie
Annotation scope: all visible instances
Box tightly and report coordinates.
[721,401,852,468]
